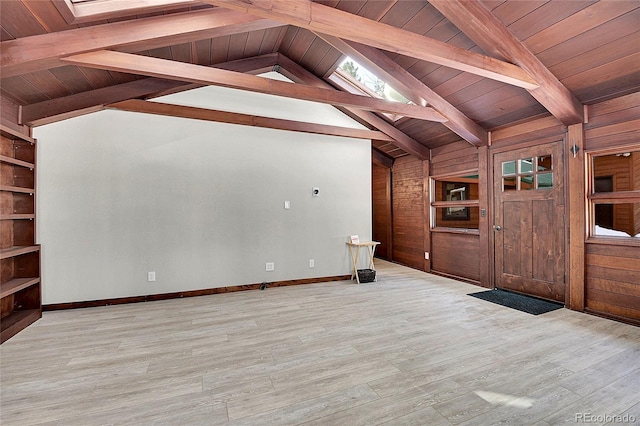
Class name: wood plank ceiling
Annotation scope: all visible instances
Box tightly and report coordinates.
[1,0,639,159]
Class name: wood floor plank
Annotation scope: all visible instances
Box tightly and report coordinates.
[458,383,582,426]
[226,384,379,425]
[558,345,640,397]
[1,260,639,425]
[304,384,465,426]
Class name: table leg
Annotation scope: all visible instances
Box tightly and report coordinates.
[348,245,360,284]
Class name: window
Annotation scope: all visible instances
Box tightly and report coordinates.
[589,149,640,240]
[442,182,470,221]
[432,175,479,231]
[328,57,412,122]
[56,0,194,24]
[501,155,553,191]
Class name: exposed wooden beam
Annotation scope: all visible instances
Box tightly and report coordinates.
[22,79,185,127]
[0,8,283,77]
[204,0,538,90]
[61,50,447,122]
[276,54,430,160]
[429,0,584,125]
[108,99,393,141]
[21,54,280,126]
[372,148,394,168]
[317,35,488,146]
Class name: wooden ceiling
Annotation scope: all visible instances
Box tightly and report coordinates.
[1,0,639,159]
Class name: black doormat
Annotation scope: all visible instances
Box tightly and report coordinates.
[468,289,564,315]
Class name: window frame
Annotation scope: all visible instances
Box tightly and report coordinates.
[54,0,198,24]
[586,145,640,245]
[430,173,480,234]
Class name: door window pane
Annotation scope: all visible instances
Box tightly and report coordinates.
[503,177,517,191]
[537,173,553,189]
[519,158,534,173]
[502,156,553,191]
[502,161,516,176]
[520,175,534,190]
[537,155,552,171]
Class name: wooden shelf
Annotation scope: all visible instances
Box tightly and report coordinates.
[0,185,35,194]
[0,214,35,220]
[0,245,40,260]
[1,278,40,299]
[0,309,41,344]
[1,128,41,343]
[0,155,34,169]
[0,124,35,144]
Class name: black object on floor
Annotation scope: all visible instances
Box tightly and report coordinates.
[468,289,563,315]
[357,269,376,283]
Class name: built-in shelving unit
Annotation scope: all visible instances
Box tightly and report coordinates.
[1,124,41,344]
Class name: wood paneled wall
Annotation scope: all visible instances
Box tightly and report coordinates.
[391,155,425,270]
[584,92,640,324]
[431,140,479,176]
[431,232,481,283]
[372,163,392,260]
[585,244,640,323]
[490,116,566,149]
[585,92,640,151]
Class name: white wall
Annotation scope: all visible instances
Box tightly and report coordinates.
[35,73,372,304]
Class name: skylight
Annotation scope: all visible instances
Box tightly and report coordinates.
[336,57,410,104]
[329,57,412,122]
[59,0,196,24]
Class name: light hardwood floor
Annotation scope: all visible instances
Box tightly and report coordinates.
[1,260,639,425]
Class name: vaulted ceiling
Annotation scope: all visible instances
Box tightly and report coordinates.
[2,0,639,160]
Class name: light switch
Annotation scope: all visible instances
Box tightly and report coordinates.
[284,201,290,209]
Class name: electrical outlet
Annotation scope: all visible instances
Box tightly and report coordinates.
[266,262,275,271]
[424,252,429,260]
[148,271,156,282]
[309,259,315,268]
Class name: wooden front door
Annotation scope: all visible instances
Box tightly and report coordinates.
[493,141,565,302]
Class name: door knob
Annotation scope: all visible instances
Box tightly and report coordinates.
[493,225,502,231]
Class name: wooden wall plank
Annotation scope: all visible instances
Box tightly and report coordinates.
[431,232,480,283]
[391,155,425,271]
[372,163,392,260]
[491,115,562,143]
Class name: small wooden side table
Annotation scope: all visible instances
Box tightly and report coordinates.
[346,241,380,284]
